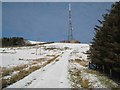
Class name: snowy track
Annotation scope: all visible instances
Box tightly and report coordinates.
[28,50,71,88]
[8,50,71,88]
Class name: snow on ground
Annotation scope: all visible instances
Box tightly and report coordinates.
[68,59,118,88]
[0,43,89,68]
[45,43,90,61]
[0,44,63,67]
[8,50,71,88]
[28,40,45,44]
[0,48,41,67]
[1,42,117,88]
[68,62,106,88]
[1,43,89,88]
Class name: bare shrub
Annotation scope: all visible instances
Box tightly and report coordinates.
[28,66,41,73]
[81,79,90,88]
[1,55,59,89]
[2,69,13,77]
[1,79,9,88]
[17,70,29,80]
[13,64,27,71]
[74,59,89,67]
[9,74,19,84]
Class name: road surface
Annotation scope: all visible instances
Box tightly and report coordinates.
[8,50,71,88]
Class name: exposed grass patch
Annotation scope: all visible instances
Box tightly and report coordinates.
[8,66,41,86]
[1,58,45,78]
[28,66,41,73]
[1,79,8,88]
[69,65,118,88]
[9,74,19,85]
[98,74,118,88]
[44,47,63,51]
[68,67,92,88]
[1,55,60,89]
[55,59,59,62]
[85,69,118,88]
[13,64,28,71]
[1,65,41,89]
[0,79,2,89]
[68,68,82,88]
[46,55,56,57]
[31,61,39,65]
[85,69,101,76]
[81,79,90,88]
[2,69,13,77]
[45,47,57,50]
[74,59,89,67]
[64,47,69,50]
[43,55,59,66]
[32,58,46,64]
[2,64,27,77]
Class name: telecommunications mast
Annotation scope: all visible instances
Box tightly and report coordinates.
[68,3,73,41]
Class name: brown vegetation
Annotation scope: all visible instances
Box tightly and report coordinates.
[81,79,90,88]
[1,55,60,89]
[71,59,89,67]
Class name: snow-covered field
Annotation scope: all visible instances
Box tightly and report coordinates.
[28,40,45,44]
[0,45,60,67]
[1,42,118,88]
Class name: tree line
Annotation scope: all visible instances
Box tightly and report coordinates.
[88,1,120,81]
[0,37,26,47]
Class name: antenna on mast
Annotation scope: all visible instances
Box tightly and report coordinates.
[69,3,71,11]
[60,3,80,43]
[68,3,73,41]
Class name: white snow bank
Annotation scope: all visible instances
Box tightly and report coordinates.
[28,40,45,44]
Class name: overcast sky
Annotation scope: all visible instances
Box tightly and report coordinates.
[2,2,114,43]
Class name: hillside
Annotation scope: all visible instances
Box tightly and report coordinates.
[0,43,118,88]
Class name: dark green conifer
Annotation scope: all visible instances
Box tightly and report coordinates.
[89,1,120,79]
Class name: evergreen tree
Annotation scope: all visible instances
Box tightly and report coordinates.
[1,37,26,47]
[89,1,120,79]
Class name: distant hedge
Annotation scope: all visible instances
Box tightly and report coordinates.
[0,37,26,47]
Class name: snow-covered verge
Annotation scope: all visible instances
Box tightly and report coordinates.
[68,59,118,88]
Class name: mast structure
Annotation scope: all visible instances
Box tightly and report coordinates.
[68,3,73,41]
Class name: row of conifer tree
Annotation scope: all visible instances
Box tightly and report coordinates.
[0,37,26,47]
[88,1,120,81]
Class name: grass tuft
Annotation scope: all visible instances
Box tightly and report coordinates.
[1,55,59,89]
